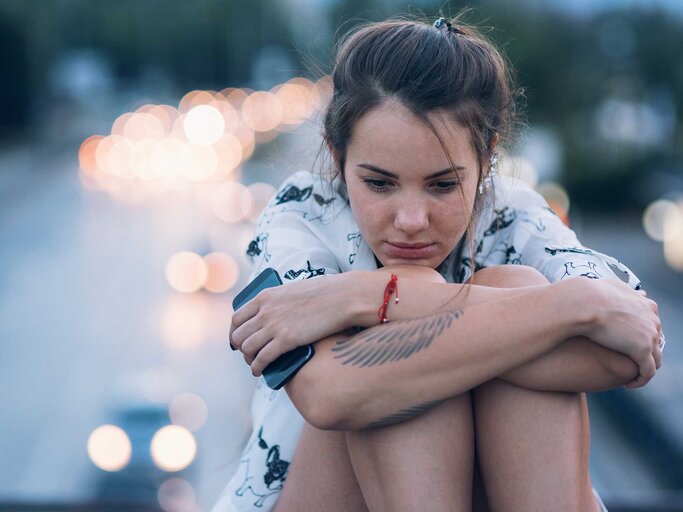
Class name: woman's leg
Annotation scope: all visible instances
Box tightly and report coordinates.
[346,393,475,512]
[272,423,369,512]
[473,379,598,511]
[274,393,474,512]
[470,265,601,512]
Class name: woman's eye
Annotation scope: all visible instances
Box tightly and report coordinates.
[363,178,391,192]
[432,181,458,193]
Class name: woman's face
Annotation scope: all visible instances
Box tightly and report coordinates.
[343,100,480,269]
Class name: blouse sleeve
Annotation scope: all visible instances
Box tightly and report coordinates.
[244,172,342,284]
[496,178,643,291]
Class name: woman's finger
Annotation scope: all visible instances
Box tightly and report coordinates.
[632,355,657,388]
[241,330,276,365]
[232,315,265,351]
[231,298,260,331]
[251,339,290,377]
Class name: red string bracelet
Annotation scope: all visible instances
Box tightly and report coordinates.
[377,273,399,323]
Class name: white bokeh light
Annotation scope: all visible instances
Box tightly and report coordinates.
[169,393,209,432]
[643,199,679,242]
[150,425,197,472]
[184,105,225,145]
[87,425,132,472]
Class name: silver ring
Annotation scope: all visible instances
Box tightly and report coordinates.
[659,332,666,350]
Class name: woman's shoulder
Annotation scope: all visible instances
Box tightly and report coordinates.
[257,170,351,229]
[472,175,554,241]
[247,171,364,270]
[490,174,548,210]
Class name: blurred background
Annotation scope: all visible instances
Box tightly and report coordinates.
[1,0,682,510]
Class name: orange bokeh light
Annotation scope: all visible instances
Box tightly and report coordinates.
[241,91,284,132]
[79,135,104,177]
[124,112,165,140]
[165,251,208,293]
[203,252,239,293]
[211,181,253,223]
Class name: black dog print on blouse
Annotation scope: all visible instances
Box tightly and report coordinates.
[484,207,517,237]
[313,193,336,206]
[247,233,271,263]
[561,261,603,280]
[347,231,362,264]
[284,260,326,280]
[275,184,312,204]
[545,246,595,257]
[234,427,290,508]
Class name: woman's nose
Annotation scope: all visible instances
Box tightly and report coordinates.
[394,200,429,234]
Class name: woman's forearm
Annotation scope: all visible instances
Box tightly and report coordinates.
[284,279,588,431]
[499,337,639,392]
[342,269,638,393]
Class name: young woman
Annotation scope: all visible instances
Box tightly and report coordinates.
[213,16,663,512]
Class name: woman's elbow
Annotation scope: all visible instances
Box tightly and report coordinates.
[283,364,349,430]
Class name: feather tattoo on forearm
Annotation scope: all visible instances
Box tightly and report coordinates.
[331,309,464,367]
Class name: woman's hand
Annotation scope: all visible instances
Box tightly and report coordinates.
[229,272,362,376]
[576,278,663,388]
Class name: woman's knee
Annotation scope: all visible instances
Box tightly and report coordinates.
[470,264,548,288]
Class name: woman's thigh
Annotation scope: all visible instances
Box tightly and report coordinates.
[345,393,475,512]
[273,422,369,512]
[472,378,596,512]
[274,393,476,512]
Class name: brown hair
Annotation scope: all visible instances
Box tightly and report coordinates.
[321,13,523,281]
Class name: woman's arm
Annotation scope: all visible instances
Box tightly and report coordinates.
[237,265,645,393]
[499,337,639,392]
[282,274,659,431]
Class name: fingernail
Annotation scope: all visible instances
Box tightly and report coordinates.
[230,342,236,351]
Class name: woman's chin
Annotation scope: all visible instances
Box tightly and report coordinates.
[381,256,438,269]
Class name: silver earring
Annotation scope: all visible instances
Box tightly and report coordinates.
[478,152,498,195]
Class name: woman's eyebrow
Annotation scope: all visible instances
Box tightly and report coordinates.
[356,163,465,180]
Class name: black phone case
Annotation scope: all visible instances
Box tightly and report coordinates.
[232,267,315,390]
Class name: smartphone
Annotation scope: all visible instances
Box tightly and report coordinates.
[232,267,315,390]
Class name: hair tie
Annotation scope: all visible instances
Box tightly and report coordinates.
[433,17,461,35]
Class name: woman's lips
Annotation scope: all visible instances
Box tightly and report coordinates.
[384,242,438,259]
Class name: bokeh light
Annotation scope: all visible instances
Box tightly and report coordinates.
[161,294,209,350]
[87,425,132,472]
[139,367,183,404]
[498,155,538,188]
[274,81,314,126]
[169,393,209,432]
[663,202,683,270]
[213,134,243,175]
[78,135,103,178]
[203,252,239,293]
[150,425,197,472]
[211,181,253,223]
[643,199,679,242]
[124,112,165,140]
[536,182,571,224]
[241,91,284,132]
[158,477,196,512]
[165,251,209,293]
[78,77,326,196]
[184,105,225,146]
